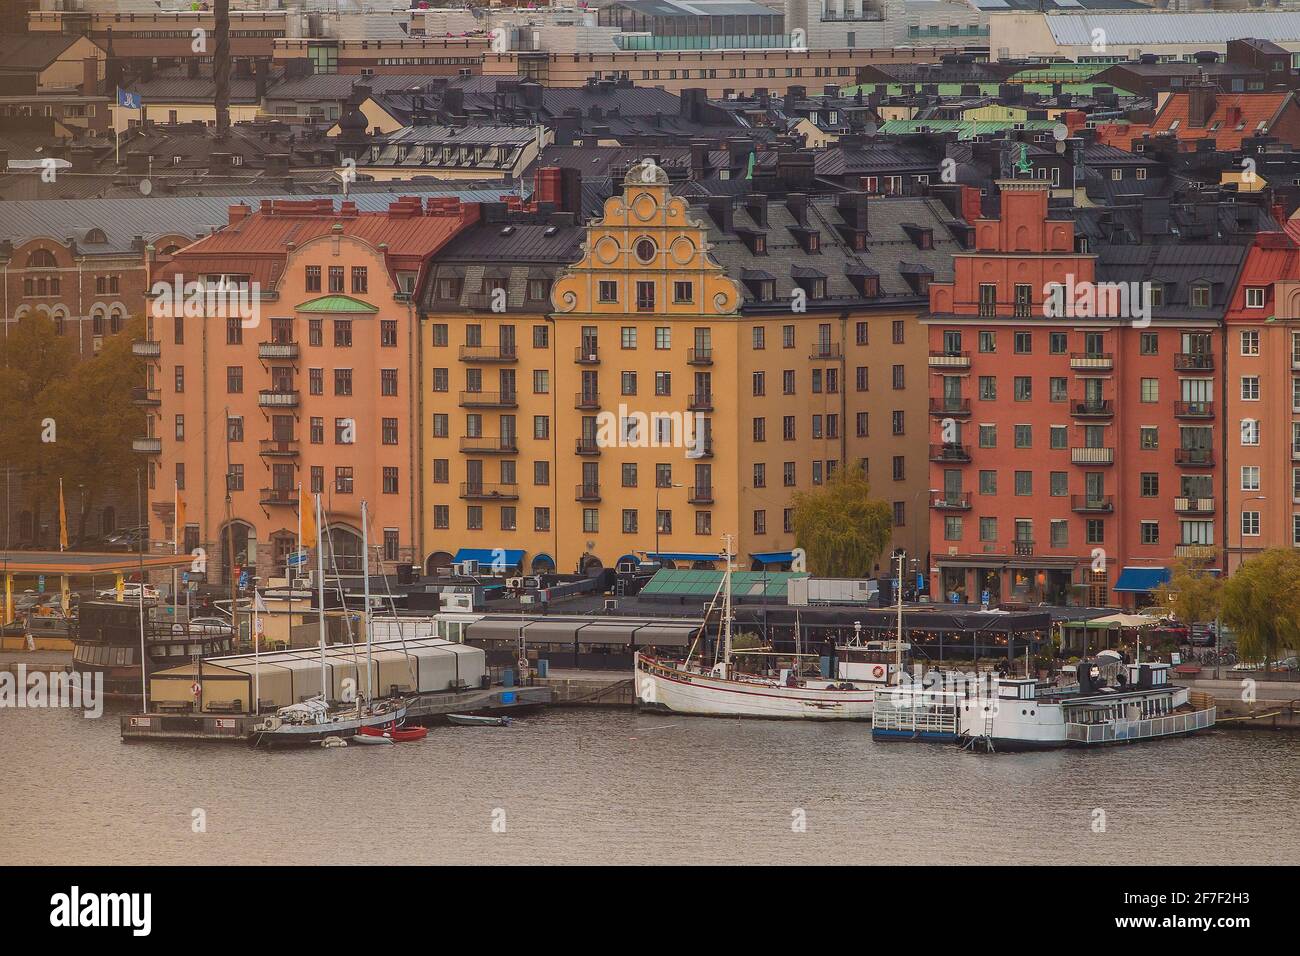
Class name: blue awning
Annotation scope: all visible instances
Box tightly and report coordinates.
[750,550,795,565]
[1112,567,1171,593]
[530,553,555,570]
[644,551,720,562]
[453,548,525,568]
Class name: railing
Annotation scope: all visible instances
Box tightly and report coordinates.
[809,343,841,360]
[1175,544,1216,559]
[1174,400,1214,419]
[1174,496,1215,514]
[574,391,600,410]
[687,347,713,366]
[258,439,299,457]
[258,341,298,360]
[574,346,600,364]
[459,345,517,362]
[132,340,162,358]
[1175,448,1214,467]
[929,398,970,416]
[1072,400,1113,417]
[259,487,296,506]
[132,437,161,454]
[1174,352,1214,371]
[928,350,970,368]
[574,483,601,502]
[575,437,601,456]
[871,691,960,737]
[459,390,517,407]
[459,436,517,454]
[130,387,161,406]
[1069,352,1114,370]
[1070,495,1114,513]
[1065,706,1215,744]
[688,485,714,504]
[687,391,714,411]
[1013,540,1034,556]
[258,388,299,407]
[931,493,971,510]
[929,443,971,463]
[1071,447,1114,465]
[459,483,519,500]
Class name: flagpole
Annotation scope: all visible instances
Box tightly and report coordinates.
[253,587,261,716]
[315,492,327,704]
[173,481,180,624]
[58,478,65,552]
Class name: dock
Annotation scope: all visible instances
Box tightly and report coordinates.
[120,684,551,742]
[536,668,636,708]
[1174,677,1300,732]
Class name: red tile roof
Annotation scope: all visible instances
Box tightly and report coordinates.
[1096,92,1294,152]
[1225,227,1300,322]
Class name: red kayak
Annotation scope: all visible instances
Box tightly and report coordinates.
[357,722,427,742]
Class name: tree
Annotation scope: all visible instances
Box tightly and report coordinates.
[790,464,892,579]
[0,313,78,544]
[1221,549,1300,671]
[1152,558,1222,638]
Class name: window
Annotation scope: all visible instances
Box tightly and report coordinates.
[432,460,449,483]
[226,316,243,345]
[334,369,353,396]
[1141,521,1160,545]
[979,425,997,448]
[328,266,344,294]
[174,415,185,441]
[1242,465,1261,491]
[381,418,399,445]
[309,368,323,395]
[1014,377,1032,402]
[622,510,638,534]
[308,320,323,347]
[1244,287,1265,309]
[978,331,996,353]
[598,280,617,303]
[1191,285,1211,308]
[620,327,637,350]
[305,266,321,292]
[380,320,397,347]
[1015,471,1032,495]
[1014,331,1032,354]
[433,506,449,530]
[1140,378,1159,403]
[226,366,243,393]
[752,372,765,397]
[534,507,550,532]
[1140,332,1159,355]
[1140,427,1159,450]
[636,281,655,312]
[335,467,354,494]
[227,416,243,442]
[673,281,693,303]
[334,320,352,348]
[891,411,904,436]
[533,325,549,349]
[1242,511,1261,537]
[431,414,448,438]
[382,467,398,494]
[655,372,671,396]
[1241,419,1260,445]
[979,471,997,495]
[979,377,997,401]
[753,510,766,534]
[1240,329,1261,355]
[752,327,765,350]
[1049,332,1066,354]
[1141,473,1159,497]
[381,369,398,396]
[1049,426,1067,450]
[351,267,368,294]
[1241,376,1260,401]
[226,464,243,491]
[655,327,671,350]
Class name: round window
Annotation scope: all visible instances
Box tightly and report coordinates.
[634,237,657,263]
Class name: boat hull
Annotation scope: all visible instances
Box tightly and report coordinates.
[252,704,409,748]
[634,653,876,720]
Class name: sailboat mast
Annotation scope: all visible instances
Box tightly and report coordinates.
[315,493,327,702]
[361,498,372,705]
[895,551,904,685]
[722,533,734,677]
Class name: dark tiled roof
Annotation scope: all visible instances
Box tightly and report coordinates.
[0,34,82,72]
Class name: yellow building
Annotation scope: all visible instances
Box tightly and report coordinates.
[417,163,961,575]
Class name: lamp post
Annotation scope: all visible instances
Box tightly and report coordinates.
[654,482,683,564]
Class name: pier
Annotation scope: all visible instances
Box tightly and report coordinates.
[1174,676,1300,731]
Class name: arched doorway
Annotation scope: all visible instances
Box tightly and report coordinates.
[426,551,454,575]
[326,526,362,573]
[218,520,253,586]
[530,553,555,573]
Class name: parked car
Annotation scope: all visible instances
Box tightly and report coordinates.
[95,583,160,602]
[104,526,148,552]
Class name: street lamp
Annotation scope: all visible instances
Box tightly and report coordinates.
[654,482,683,564]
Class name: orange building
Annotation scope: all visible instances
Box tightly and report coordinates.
[139,196,480,585]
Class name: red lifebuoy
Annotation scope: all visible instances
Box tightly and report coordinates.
[872,665,885,679]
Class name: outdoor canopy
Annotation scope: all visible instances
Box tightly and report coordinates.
[452,548,525,568]
[1112,567,1171,593]
[750,551,796,565]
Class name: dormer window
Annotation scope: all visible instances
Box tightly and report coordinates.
[743,270,776,302]
[736,229,767,255]
[790,226,820,254]
[1191,284,1211,308]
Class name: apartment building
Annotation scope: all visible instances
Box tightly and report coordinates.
[138,196,480,585]
[417,161,957,576]
[924,180,1257,608]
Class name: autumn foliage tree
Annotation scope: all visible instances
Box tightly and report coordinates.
[1152,559,1222,638]
[0,314,145,545]
[790,463,892,578]
[1221,549,1300,671]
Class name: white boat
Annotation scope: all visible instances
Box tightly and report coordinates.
[252,696,408,747]
[872,657,1216,750]
[351,732,394,745]
[633,535,899,720]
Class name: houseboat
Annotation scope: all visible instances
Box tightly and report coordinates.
[871,657,1216,750]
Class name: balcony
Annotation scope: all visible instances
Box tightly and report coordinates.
[929,398,971,417]
[132,340,161,358]
[1069,352,1114,371]
[459,345,517,363]
[258,439,300,457]
[809,343,841,361]
[929,443,972,463]
[1293,445,1300,462]
[574,483,601,502]
[687,391,714,412]
[130,387,161,407]
[574,345,600,365]
[928,350,971,369]
[574,391,601,410]
[575,437,602,456]
[259,487,296,506]
[258,388,300,408]
[690,437,715,458]
[1013,540,1035,557]
[1173,400,1214,420]
[931,492,971,510]
[459,436,517,454]
[687,347,713,366]
[459,482,519,500]
[1175,544,1217,560]
[1071,447,1115,465]
[459,391,517,408]
[132,437,161,455]
[1174,497,1215,514]
[1071,399,1114,419]
[688,485,714,504]
[1174,448,1214,468]
[1174,352,1214,371]
[258,341,299,360]
[1071,495,1114,513]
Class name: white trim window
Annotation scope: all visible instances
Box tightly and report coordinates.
[1244,288,1266,310]
[1241,329,1261,354]
[1241,511,1261,537]
[1240,418,1261,446]
[1242,465,1261,491]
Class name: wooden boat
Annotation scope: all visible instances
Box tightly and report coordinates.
[357,723,428,742]
[447,714,512,727]
[351,732,393,745]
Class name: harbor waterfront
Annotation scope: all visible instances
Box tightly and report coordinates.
[2,700,1298,867]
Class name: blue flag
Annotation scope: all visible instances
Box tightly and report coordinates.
[116,87,142,110]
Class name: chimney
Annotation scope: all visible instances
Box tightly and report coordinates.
[82,57,99,96]
[707,196,734,233]
[188,57,200,79]
[255,58,269,100]
[690,140,711,180]
[786,193,808,226]
[745,194,768,227]
[535,165,563,206]
[210,152,233,175]
[266,153,290,175]
[1188,82,1217,128]
[228,204,251,225]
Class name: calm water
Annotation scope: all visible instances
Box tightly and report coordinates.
[2,702,1298,865]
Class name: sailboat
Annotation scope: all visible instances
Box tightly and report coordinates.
[251,496,407,747]
[633,535,893,720]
